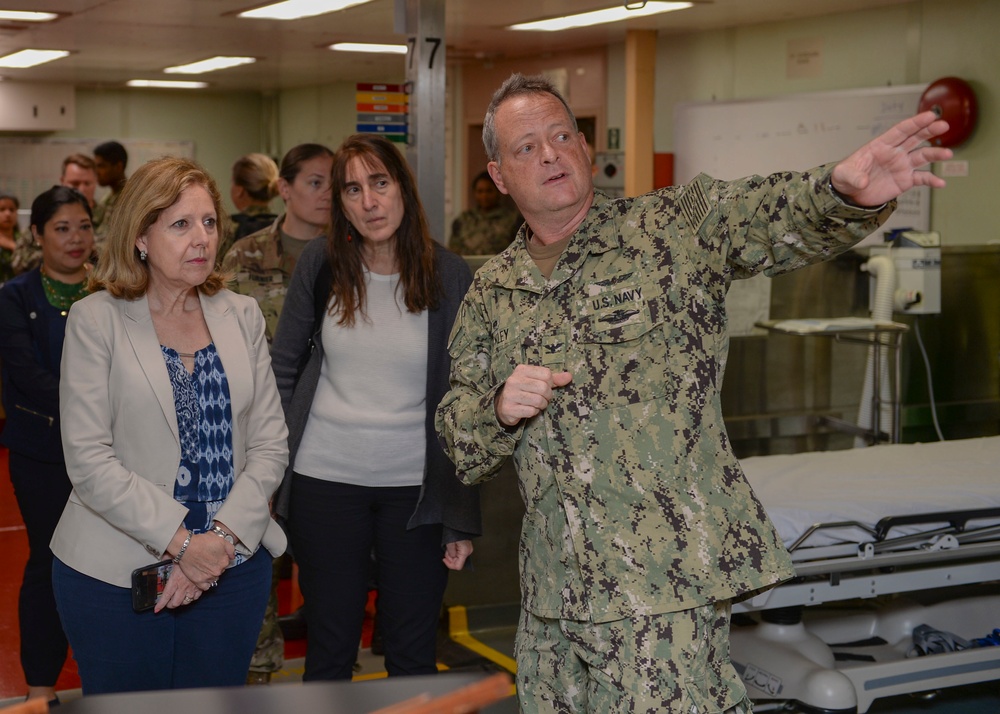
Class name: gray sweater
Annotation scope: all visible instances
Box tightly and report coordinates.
[270,237,481,543]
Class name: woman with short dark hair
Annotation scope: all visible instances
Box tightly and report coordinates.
[0,185,94,705]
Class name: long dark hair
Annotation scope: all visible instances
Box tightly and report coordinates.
[326,134,440,327]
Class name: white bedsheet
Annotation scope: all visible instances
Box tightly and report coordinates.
[739,436,1000,549]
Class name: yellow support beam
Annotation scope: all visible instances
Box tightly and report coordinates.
[625,29,657,197]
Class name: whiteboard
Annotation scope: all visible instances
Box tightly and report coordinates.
[674,85,930,335]
[0,137,195,230]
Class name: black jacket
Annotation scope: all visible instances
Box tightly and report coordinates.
[0,269,70,462]
[270,238,481,544]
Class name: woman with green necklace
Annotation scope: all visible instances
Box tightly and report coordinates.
[0,185,93,706]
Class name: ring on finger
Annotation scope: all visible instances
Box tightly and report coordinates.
[183,595,193,604]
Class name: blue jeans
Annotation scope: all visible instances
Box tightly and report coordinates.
[288,474,448,680]
[52,550,270,694]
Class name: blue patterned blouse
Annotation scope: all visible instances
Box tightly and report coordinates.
[162,343,245,566]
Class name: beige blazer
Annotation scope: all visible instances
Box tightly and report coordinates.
[52,288,288,588]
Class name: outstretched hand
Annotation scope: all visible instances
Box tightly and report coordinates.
[830,110,953,207]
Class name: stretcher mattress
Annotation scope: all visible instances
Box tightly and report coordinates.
[739,436,1000,549]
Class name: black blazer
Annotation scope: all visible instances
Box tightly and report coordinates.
[0,269,69,462]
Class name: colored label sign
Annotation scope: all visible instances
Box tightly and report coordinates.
[356,103,408,113]
[356,83,404,92]
[356,123,408,135]
[356,112,407,124]
[356,92,407,105]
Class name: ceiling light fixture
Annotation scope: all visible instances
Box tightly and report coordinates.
[163,56,256,74]
[239,0,372,21]
[508,1,693,31]
[127,79,209,89]
[329,42,407,55]
[0,10,59,22]
[0,49,70,68]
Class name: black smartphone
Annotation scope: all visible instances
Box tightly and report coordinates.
[131,559,174,612]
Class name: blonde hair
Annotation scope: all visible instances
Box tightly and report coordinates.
[232,153,279,203]
[89,156,228,299]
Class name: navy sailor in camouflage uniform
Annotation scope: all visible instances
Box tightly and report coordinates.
[435,73,952,713]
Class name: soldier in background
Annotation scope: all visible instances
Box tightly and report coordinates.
[220,153,280,263]
[221,142,333,683]
[435,73,952,713]
[221,144,333,341]
[60,153,99,209]
[0,192,25,281]
[91,140,128,250]
[448,170,520,256]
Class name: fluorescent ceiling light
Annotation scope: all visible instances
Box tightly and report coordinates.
[127,79,209,89]
[329,42,407,55]
[0,10,59,22]
[0,49,70,68]
[509,2,693,31]
[239,0,372,20]
[164,56,255,74]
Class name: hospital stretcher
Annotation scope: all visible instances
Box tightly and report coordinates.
[730,436,1000,713]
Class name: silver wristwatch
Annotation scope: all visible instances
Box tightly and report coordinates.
[211,524,235,545]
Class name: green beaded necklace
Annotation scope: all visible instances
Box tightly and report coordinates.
[40,267,89,315]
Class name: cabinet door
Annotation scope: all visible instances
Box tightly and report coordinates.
[0,83,75,131]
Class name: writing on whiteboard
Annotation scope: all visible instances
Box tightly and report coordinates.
[674,85,931,335]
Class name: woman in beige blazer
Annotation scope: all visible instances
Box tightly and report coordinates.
[51,157,288,695]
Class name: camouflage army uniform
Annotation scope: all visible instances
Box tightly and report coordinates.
[220,204,280,265]
[0,227,24,282]
[0,245,12,284]
[221,214,312,342]
[436,164,892,711]
[221,214,318,677]
[10,228,41,276]
[448,205,521,256]
[91,189,120,253]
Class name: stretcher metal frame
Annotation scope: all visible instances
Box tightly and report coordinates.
[730,505,1000,713]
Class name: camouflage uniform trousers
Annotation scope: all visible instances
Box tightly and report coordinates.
[515,601,751,714]
[248,556,285,674]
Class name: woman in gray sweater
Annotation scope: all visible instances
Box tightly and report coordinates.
[270,134,480,680]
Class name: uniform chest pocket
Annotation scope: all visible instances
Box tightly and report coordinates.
[566,293,674,414]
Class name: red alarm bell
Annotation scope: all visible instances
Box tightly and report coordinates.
[918,77,978,148]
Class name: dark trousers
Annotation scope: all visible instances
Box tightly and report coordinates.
[9,451,72,687]
[288,473,448,681]
[52,550,271,694]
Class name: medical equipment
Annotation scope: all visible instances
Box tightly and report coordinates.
[731,437,1000,713]
[868,231,942,316]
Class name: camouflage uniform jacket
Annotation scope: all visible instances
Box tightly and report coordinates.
[10,228,41,276]
[91,189,120,251]
[220,214,316,342]
[449,205,522,256]
[220,204,280,262]
[436,164,893,623]
[0,233,16,283]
